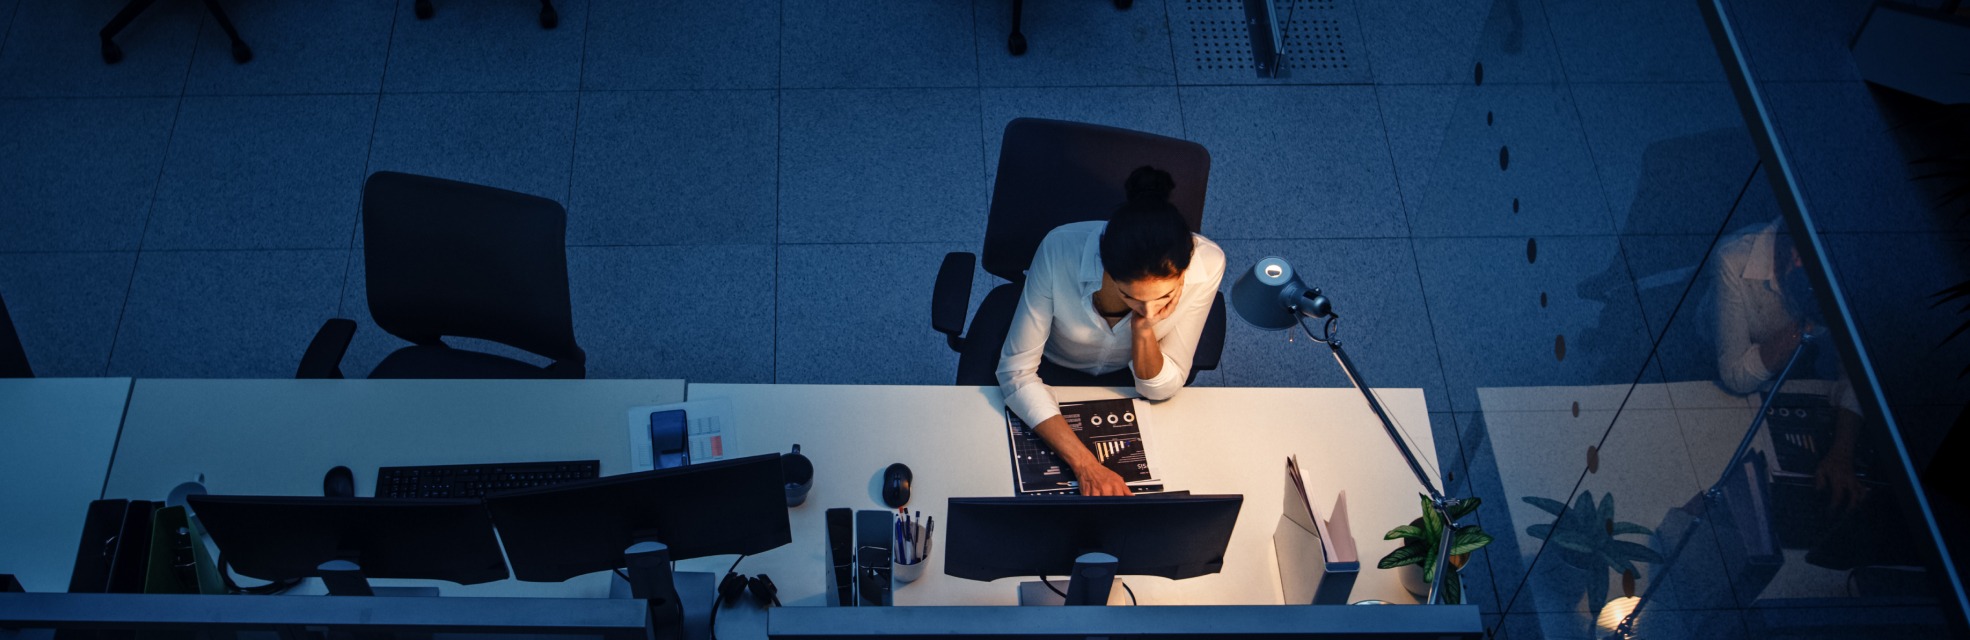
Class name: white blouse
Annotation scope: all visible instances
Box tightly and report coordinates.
[1712,221,1858,415]
[997,221,1226,426]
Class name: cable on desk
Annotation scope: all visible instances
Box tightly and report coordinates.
[217,552,299,595]
[707,554,748,640]
[1039,575,1068,599]
[1123,582,1137,606]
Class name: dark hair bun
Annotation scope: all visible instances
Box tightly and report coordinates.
[1124,165,1175,204]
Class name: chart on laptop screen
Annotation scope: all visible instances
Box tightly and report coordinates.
[1005,398,1159,495]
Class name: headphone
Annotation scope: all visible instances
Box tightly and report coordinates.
[716,571,780,608]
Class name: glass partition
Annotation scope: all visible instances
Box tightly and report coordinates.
[1390,0,1970,636]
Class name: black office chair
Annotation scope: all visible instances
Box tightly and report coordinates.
[932,118,1225,388]
[297,172,586,380]
[416,0,559,29]
[1,291,31,378]
[1006,0,1133,55]
[101,0,251,64]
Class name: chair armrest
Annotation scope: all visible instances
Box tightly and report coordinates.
[544,346,588,379]
[296,318,358,379]
[1192,293,1227,374]
[932,252,977,353]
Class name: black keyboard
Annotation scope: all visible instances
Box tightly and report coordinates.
[375,460,601,499]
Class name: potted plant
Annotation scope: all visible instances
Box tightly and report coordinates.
[1521,490,1663,615]
[1380,494,1492,604]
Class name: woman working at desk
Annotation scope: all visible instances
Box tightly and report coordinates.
[998,166,1225,497]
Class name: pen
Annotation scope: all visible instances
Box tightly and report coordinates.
[924,516,934,561]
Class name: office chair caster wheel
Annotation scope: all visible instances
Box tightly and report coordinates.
[1114,0,1132,8]
[101,40,124,64]
[540,4,558,28]
[1008,32,1027,56]
[231,42,252,63]
[415,0,433,19]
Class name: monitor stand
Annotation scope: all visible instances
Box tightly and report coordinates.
[316,559,440,597]
[608,541,714,640]
[1017,552,1123,606]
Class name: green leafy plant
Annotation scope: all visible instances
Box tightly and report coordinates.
[1380,494,1492,605]
[1521,490,1664,612]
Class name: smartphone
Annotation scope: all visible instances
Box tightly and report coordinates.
[650,409,689,469]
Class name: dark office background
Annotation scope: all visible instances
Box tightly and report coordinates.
[2,0,1967,636]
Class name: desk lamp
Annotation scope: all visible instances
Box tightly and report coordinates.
[1229,257,1468,605]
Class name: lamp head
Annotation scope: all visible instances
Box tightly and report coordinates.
[1230,257,1331,331]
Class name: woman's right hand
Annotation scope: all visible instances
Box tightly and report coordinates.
[1074,462,1134,497]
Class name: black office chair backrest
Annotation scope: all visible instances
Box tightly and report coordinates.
[0,291,30,378]
[361,172,583,366]
[982,119,1210,283]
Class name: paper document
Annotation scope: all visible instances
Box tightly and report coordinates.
[1283,456,1358,562]
[1005,398,1159,495]
[626,398,734,472]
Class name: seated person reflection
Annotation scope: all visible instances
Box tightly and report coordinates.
[1713,220,1864,512]
[998,166,1225,497]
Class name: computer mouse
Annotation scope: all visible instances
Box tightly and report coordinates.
[881,463,912,508]
[323,465,355,498]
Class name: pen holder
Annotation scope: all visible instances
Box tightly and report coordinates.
[893,557,926,584]
[892,521,927,584]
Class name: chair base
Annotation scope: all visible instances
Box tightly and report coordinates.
[414,0,559,29]
[101,0,250,65]
[1006,0,1134,55]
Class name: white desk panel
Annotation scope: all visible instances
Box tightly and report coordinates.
[0,378,133,592]
[679,383,1439,636]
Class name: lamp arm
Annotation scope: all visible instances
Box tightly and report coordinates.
[1427,500,1458,605]
[1709,332,1814,494]
[1612,334,1816,638]
[1315,324,1446,504]
[1304,316,1462,605]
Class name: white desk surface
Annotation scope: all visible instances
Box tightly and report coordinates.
[103,378,686,598]
[0,378,133,592]
[91,379,1438,629]
[678,383,1440,636]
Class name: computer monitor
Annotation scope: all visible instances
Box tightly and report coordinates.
[184,495,508,594]
[486,453,790,640]
[943,495,1243,606]
[483,452,792,583]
